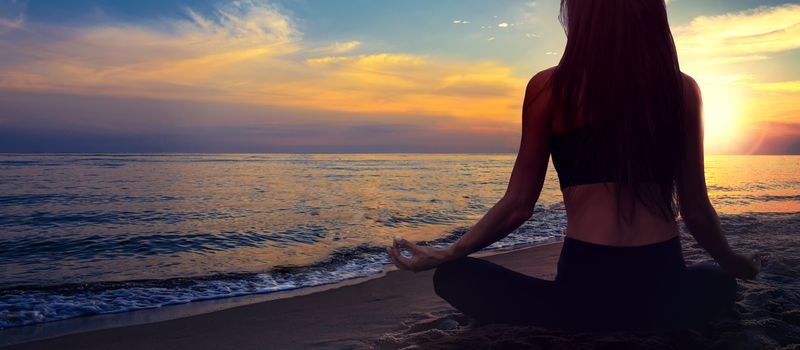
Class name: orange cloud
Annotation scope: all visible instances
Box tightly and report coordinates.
[0,1,525,124]
[750,81,800,93]
[674,4,800,66]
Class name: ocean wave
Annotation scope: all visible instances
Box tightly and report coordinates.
[0,209,248,229]
[0,224,330,263]
[0,194,184,207]
[0,249,384,329]
[0,208,567,329]
[713,194,800,202]
[1,210,796,330]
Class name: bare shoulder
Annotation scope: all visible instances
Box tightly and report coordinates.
[680,72,701,99]
[680,72,702,109]
[522,67,557,126]
[527,66,557,91]
[524,66,557,104]
[680,72,698,85]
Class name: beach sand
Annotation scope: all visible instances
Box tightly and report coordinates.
[2,243,560,350]
[5,212,800,350]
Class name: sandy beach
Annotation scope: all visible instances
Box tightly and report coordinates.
[6,210,800,350]
[0,242,558,349]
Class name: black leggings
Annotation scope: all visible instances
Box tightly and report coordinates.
[433,237,737,332]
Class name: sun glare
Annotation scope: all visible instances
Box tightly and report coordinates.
[693,74,745,154]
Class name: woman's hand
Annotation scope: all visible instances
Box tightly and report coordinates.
[719,251,761,280]
[386,236,452,272]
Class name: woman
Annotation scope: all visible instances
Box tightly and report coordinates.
[386,0,760,331]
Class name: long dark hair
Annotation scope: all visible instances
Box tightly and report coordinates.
[551,0,685,222]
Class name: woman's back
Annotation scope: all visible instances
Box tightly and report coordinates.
[540,0,689,246]
[529,68,701,246]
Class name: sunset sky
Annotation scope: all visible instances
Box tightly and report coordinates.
[0,0,798,154]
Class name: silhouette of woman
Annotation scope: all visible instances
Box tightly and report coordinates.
[387,0,760,331]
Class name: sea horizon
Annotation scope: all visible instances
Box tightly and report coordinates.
[1,152,799,155]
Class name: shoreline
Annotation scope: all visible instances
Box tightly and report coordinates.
[4,210,799,349]
[1,240,564,349]
[0,273,389,347]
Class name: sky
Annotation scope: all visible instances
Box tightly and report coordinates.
[0,0,798,154]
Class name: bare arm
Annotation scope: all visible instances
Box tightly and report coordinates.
[444,73,552,260]
[676,74,759,279]
[388,71,553,271]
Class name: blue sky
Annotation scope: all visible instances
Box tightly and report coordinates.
[16,0,797,70]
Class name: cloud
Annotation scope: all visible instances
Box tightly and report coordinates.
[0,16,23,30]
[309,40,362,54]
[0,0,301,93]
[0,0,26,34]
[750,81,800,93]
[300,53,522,120]
[0,89,521,153]
[743,85,800,124]
[673,4,800,66]
[518,1,539,25]
[0,0,525,124]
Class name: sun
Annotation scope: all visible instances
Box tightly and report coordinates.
[692,74,746,154]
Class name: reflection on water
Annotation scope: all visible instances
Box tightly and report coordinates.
[0,154,545,286]
[704,156,800,213]
[0,154,797,328]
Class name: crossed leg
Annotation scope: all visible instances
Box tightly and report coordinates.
[433,257,737,331]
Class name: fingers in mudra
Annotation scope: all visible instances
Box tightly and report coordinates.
[386,236,411,270]
[386,236,447,272]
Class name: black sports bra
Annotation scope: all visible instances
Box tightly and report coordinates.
[548,124,671,189]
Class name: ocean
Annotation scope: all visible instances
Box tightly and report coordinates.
[0,154,798,330]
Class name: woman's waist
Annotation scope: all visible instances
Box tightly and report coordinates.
[561,183,680,246]
[555,234,687,286]
[565,226,679,247]
[564,207,680,247]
